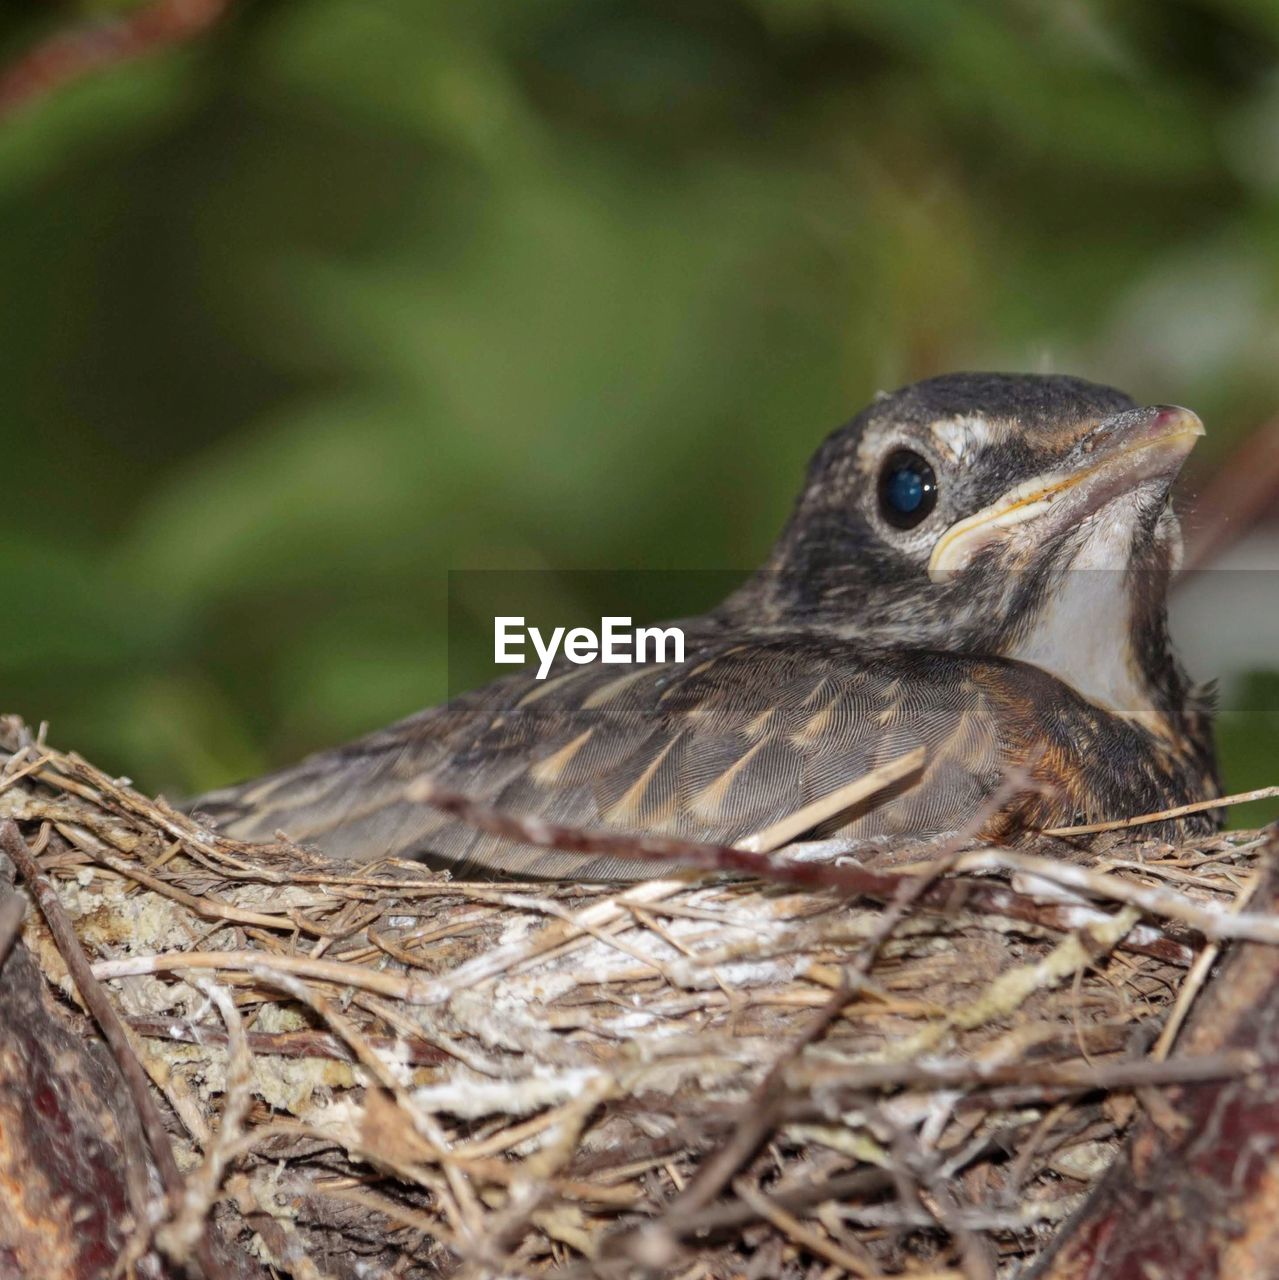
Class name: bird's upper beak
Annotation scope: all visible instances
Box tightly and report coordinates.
[928,405,1205,581]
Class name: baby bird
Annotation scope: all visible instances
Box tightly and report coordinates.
[197,373,1219,877]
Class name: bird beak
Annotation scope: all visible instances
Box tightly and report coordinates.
[927,405,1205,581]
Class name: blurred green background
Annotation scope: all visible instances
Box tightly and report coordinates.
[0,0,1275,823]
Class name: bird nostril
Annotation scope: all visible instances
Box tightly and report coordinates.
[1146,405,1205,440]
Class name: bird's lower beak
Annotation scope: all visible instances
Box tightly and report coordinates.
[927,405,1205,581]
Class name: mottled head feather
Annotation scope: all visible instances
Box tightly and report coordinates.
[866,372,1135,431]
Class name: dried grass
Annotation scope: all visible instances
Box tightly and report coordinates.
[0,715,1272,1279]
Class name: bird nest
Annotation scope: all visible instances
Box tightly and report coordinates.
[0,715,1274,1280]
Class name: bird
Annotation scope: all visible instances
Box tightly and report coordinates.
[195,372,1220,879]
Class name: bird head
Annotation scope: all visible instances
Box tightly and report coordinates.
[734,372,1205,730]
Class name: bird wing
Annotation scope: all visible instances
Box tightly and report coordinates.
[194,630,1032,878]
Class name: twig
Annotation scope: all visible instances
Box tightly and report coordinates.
[830,1197,1083,1233]
[409,780,1197,965]
[954,847,1279,944]
[616,770,1039,1265]
[785,1048,1258,1099]
[95,850,329,937]
[923,1159,997,1280]
[305,1182,458,1252]
[227,1172,337,1280]
[662,865,954,1220]
[0,751,53,795]
[735,748,926,852]
[1150,869,1264,1060]
[92,946,436,999]
[1181,418,1279,571]
[731,1178,876,1276]
[662,968,847,1221]
[156,980,254,1260]
[401,878,689,1002]
[652,1167,895,1238]
[247,966,484,1248]
[0,0,233,119]
[1042,784,1279,836]
[124,1014,449,1065]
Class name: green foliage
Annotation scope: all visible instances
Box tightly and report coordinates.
[0,0,1275,826]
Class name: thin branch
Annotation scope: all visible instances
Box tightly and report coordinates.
[0,0,232,120]
[735,748,925,853]
[92,945,438,1000]
[1042,784,1279,836]
[1150,868,1264,1061]
[124,1014,449,1066]
[658,768,1036,1225]
[1181,419,1279,572]
[731,1178,877,1277]
[96,849,329,937]
[155,980,254,1261]
[954,846,1279,944]
[409,779,1197,965]
[785,1047,1259,1100]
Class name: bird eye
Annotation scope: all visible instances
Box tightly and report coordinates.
[878,450,938,529]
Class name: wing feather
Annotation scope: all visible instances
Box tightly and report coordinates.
[194,631,1078,877]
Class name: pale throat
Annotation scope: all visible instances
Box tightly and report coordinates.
[1002,502,1172,736]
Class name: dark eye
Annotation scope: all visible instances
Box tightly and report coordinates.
[878,450,938,529]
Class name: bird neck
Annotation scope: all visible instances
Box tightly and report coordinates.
[723,540,1198,747]
[1002,561,1183,738]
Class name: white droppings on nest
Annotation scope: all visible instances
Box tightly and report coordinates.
[498,911,536,946]
[412,1067,608,1120]
[700,956,800,988]
[491,964,579,1008]
[590,1007,670,1035]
